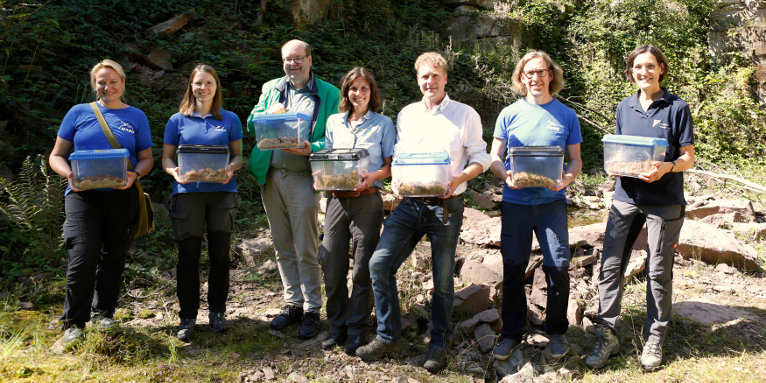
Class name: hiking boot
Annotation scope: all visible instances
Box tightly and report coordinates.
[297,311,320,339]
[548,334,570,358]
[321,332,346,350]
[493,338,521,361]
[640,339,663,371]
[423,348,449,374]
[62,327,84,348]
[355,338,401,361]
[177,318,196,341]
[343,335,366,355]
[270,305,303,330]
[92,314,118,332]
[585,325,620,369]
[209,312,230,333]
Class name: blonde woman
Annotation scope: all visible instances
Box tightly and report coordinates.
[49,59,154,347]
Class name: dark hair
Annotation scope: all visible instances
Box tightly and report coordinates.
[625,44,669,83]
[338,66,381,113]
[179,64,223,120]
[512,50,565,96]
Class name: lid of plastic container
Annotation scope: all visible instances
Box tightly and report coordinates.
[602,134,669,146]
[309,148,370,161]
[508,146,564,157]
[69,148,129,160]
[251,112,311,123]
[392,152,451,165]
[177,144,230,154]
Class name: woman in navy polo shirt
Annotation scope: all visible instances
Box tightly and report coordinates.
[49,59,154,347]
[162,64,243,340]
[318,67,395,354]
[585,45,695,371]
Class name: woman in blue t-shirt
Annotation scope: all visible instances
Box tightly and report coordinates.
[49,59,154,347]
[162,64,243,340]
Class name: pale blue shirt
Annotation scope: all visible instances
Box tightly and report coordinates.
[325,110,396,189]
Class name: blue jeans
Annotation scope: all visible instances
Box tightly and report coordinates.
[369,196,464,351]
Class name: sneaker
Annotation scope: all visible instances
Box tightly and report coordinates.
[92,314,118,332]
[423,348,449,374]
[270,305,303,330]
[62,327,84,348]
[297,311,320,339]
[355,338,402,361]
[585,325,620,369]
[548,334,570,358]
[343,335,366,355]
[209,312,230,333]
[177,318,196,341]
[640,339,663,371]
[493,338,521,361]
[321,332,346,350]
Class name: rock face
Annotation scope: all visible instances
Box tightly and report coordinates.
[441,0,495,8]
[145,49,172,71]
[678,220,760,271]
[290,0,331,28]
[146,14,194,37]
[443,13,526,52]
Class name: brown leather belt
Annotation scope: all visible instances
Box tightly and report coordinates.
[408,194,462,224]
[327,187,379,198]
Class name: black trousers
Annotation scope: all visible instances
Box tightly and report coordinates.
[60,186,138,330]
[169,192,238,319]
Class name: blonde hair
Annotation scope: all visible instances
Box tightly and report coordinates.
[414,52,448,75]
[90,59,126,101]
[512,50,565,96]
[179,64,223,120]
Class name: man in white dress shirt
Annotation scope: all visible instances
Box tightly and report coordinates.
[355,52,492,374]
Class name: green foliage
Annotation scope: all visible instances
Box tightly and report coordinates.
[0,155,66,286]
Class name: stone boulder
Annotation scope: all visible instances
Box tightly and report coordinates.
[465,188,497,209]
[567,298,583,326]
[290,0,331,28]
[474,323,497,353]
[686,198,756,222]
[460,207,501,246]
[675,298,756,325]
[380,191,401,211]
[146,14,194,37]
[441,0,495,8]
[529,268,547,308]
[454,284,490,315]
[701,212,743,228]
[730,222,766,239]
[236,237,273,266]
[460,259,502,291]
[678,220,760,271]
[622,250,647,285]
[144,49,172,71]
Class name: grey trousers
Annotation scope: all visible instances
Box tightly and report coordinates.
[262,168,322,311]
[596,200,685,344]
[319,193,383,336]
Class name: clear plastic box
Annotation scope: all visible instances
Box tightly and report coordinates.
[391,152,451,197]
[509,146,564,188]
[69,149,129,190]
[309,148,370,191]
[602,135,668,177]
[177,144,230,183]
[252,112,311,150]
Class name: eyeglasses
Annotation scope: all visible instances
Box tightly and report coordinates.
[283,56,308,64]
[523,69,550,79]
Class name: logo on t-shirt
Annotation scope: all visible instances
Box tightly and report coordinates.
[214,125,227,132]
[546,120,562,132]
[653,120,670,129]
[117,121,135,134]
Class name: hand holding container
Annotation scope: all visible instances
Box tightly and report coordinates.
[69,149,129,190]
[252,112,311,150]
[391,152,451,197]
[309,148,370,191]
[177,144,230,183]
[602,135,668,177]
[509,146,564,188]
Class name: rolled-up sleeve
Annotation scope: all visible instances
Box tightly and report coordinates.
[463,110,492,172]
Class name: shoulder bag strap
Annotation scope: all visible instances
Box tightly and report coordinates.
[90,102,135,172]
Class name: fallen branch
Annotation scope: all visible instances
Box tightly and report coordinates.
[687,169,766,193]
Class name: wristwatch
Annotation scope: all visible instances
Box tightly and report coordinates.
[670,160,677,172]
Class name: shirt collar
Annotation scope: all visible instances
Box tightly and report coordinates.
[341,109,374,125]
[422,93,451,113]
[287,72,315,92]
[629,87,670,109]
[192,111,213,118]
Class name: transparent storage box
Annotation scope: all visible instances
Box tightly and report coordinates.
[602,135,668,177]
[252,112,311,150]
[392,152,451,197]
[69,148,129,190]
[509,146,564,188]
[177,144,230,183]
[309,148,370,191]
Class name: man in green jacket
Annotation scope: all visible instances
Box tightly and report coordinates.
[247,39,340,339]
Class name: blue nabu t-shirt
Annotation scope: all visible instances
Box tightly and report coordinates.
[613,89,694,206]
[164,109,243,194]
[494,98,582,205]
[57,103,154,194]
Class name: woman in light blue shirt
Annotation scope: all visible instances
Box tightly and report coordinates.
[319,67,395,354]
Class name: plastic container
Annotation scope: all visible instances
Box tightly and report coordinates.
[602,135,669,177]
[391,152,451,197]
[309,148,370,191]
[509,146,564,188]
[251,112,311,150]
[69,149,129,190]
[177,144,230,183]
